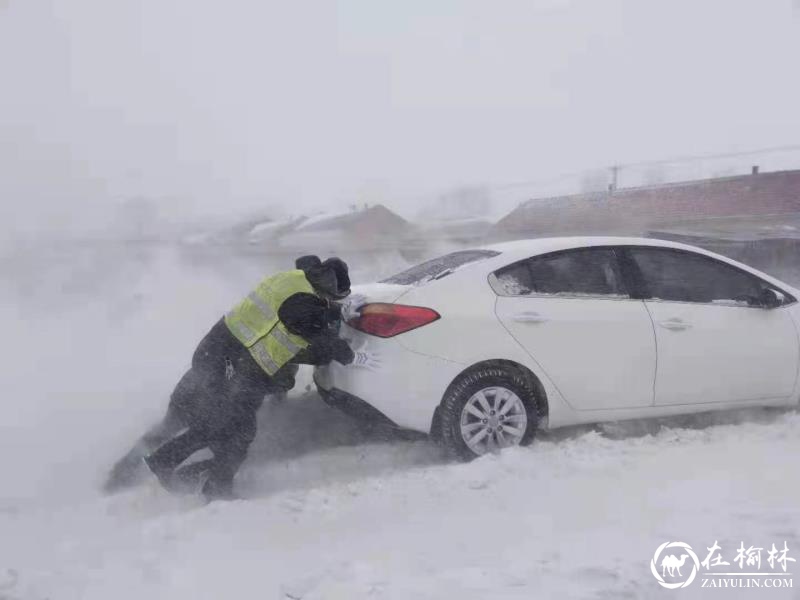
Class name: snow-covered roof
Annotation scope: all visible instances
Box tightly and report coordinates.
[247,216,307,243]
[250,220,280,236]
[294,209,355,231]
[287,205,409,236]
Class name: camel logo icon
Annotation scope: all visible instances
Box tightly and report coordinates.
[651,541,701,589]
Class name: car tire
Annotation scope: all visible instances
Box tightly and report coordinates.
[439,367,539,461]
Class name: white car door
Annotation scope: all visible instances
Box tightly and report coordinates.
[625,246,799,406]
[493,247,656,410]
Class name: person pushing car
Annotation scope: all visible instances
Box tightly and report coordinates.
[104,255,377,500]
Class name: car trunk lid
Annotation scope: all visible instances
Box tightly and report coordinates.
[349,282,412,304]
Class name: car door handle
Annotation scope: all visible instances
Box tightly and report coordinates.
[512,311,549,323]
[658,318,691,331]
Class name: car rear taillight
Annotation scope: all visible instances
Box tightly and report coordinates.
[348,303,441,338]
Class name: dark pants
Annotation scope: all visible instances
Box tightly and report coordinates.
[105,319,297,497]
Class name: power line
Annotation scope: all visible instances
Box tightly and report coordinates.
[485,144,800,193]
[617,144,800,169]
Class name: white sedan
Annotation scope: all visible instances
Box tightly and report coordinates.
[314,237,800,460]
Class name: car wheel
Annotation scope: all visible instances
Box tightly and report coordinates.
[439,367,539,460]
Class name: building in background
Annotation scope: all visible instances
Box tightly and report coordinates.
[491,169,800,241]
[178,167,800,279]
[276,204,411,253]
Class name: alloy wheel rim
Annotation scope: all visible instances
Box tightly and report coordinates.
[459,386,527,455]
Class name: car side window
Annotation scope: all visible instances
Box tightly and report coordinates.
[627,247,770,306]
[492,248,627,298]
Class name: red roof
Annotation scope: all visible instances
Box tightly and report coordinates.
[493,169,800,237]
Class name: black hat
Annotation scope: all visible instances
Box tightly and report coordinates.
[295,255,350,299]
[295,255,322,271]
[321,257,350,298]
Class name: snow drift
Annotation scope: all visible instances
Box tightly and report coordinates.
[1,243,800,599]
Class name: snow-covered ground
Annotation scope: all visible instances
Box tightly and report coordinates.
[2,245,800,599]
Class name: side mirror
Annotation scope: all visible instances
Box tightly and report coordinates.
[759,288,784,309]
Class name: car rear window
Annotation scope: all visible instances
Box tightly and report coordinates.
[381,249,501,285]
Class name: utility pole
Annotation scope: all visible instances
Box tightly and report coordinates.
[609,165,619,193]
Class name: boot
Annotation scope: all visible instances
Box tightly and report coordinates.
[201,476,240,501]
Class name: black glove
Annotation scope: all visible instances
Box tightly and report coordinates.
[331,338,355,365]
[326,303,343,323]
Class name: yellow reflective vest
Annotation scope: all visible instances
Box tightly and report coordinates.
[224,270,316,376]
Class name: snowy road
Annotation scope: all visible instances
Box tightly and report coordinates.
[2,398,800,599]
[2,247,800,599]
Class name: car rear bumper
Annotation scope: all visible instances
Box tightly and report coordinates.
[315,383,399,428]
[312,326,466,434]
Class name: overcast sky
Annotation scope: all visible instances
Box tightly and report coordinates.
[1,0,799,233]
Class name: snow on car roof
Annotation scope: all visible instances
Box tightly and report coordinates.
[483,235,679,254]
[476,235,738,263]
